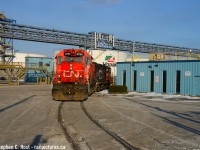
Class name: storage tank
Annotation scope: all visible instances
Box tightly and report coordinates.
[88,49,128,83]
[52,49,61,74]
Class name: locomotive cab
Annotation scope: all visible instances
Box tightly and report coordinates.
[57,50,84,83]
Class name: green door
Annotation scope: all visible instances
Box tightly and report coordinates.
[193,76,200,96]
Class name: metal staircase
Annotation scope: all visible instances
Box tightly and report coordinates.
[0,62,51,84]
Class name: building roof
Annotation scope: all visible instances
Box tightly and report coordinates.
[25,56,52,59]
[117,60,200,64]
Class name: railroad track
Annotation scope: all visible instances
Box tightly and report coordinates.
[57,102,80,150]
[58,100,138,150]
[80,101,138,150]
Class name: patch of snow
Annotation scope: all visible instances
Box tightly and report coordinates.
[146,92,163,97]
[163,95,176,99]
[97,89,108,94]
[127,91,200,101]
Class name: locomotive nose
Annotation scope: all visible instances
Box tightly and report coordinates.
[61,62,84,83]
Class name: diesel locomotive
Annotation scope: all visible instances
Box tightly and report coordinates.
[52,48,111,100]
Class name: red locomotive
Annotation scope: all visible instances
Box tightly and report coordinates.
[52,48,111,100]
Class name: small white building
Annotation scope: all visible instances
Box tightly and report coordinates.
[13,52,48,67]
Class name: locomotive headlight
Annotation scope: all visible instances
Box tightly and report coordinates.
[57,74,61,83]
[64,52,71,56]
[58,74,61,80]
[76,52,84,56]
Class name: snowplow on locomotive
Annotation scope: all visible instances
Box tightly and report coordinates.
[52,48,111,100]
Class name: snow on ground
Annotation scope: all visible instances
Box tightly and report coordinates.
[128,92,200,101]
[128,91,200,99]
[96,89,109,94]
[96,90,200,101]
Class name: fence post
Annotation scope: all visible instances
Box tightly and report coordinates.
[37,77,39,84]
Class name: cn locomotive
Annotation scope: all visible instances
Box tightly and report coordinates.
[52,48,111,100]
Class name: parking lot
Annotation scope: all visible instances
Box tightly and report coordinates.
[0,85,200,150]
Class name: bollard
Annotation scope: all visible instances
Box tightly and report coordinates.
[37,77,39,84]
[48,77,50,84]
[17,77,20,85]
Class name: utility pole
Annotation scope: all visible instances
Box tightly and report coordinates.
[130,41,135,91]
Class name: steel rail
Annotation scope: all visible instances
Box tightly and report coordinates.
[80,102,138,150]
[58,102,79,150]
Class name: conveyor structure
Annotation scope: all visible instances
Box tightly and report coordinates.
[0,13,16,64]
[0,21,200,57]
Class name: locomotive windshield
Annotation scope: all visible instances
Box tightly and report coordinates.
[65,56,83,62]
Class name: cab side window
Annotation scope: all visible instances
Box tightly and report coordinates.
[57,56,62,65]
[85,57,90,65]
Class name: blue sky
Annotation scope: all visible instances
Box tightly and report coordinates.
[1,0,200,56]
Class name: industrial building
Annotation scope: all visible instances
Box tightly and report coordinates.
[13,52,48,66]
[0,51,51,84]
[117,60,200,96]
[25,57,52,82]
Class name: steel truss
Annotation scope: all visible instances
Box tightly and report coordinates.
[0,21,200,56]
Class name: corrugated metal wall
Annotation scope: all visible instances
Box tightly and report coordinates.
[117,60,200,96]
[25,57,52,82]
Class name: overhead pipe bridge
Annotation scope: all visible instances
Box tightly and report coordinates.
[1,21,200,56]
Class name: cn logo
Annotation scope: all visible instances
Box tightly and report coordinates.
[63,70,80,78]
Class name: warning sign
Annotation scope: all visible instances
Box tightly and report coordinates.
[155,76,159,82]
[185,71,191,76]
